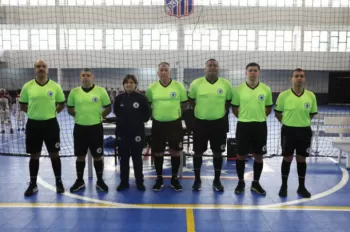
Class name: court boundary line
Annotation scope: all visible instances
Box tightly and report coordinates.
[33,157,349,210]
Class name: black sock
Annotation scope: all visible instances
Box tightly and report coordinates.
[253,161,263,182]
[50,157,61,182]
[281,159,292,187]
[29,158,39,185]
[213,157,223,181]
[154,156,164,178]
[76,161,86,180]
[236,159,245,181]
[193,156,202,181]
[297,161,307,188]
[94,159,104,180]
[171,156,180,178]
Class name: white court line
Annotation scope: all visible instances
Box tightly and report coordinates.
[36,158,349,210]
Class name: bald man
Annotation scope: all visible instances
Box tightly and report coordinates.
[19,60,66,196]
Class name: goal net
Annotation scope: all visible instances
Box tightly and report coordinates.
[0,0,349,158]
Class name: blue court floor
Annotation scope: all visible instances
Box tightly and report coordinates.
[0,155,349,232]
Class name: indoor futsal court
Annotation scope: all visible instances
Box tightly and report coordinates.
[1,0,350,232]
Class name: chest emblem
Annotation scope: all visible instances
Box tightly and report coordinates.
[304,102,310,109]
[258,94,265,101]
[92,96,98,102]
[47,91,53,97]
[133,102,139,108]
[170,92,177,98]
[217,88,223,94]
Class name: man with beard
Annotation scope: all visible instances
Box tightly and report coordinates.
[232,62,273,195]
[188,59,232,192]
[275,68,317,198]
[19,59,65,196]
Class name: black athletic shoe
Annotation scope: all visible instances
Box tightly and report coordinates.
[213,179,224,192]
[279,185,288,197]
[297,187,311,198]
[192,179,202,191]
[137,183,146,191]
[70,179,85,193]
[234,180,245,194]
[116,182,129,191]
[96,179,109,192]
[170,177,183,191]
[153,178,164,191]
[56,180,65,194]
[24,183,38,196]
[251,181,266,195]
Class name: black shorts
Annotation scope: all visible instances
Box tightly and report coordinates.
[74,123,104,157]
[151,118,183,153]
[193,117,227,154]
[281,125,312,157]
[26,117,60,154]
[236,121,267,155]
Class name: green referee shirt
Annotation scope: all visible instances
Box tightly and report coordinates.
[274,88,318,127]
[146,79,188,122]
[231,82,273,122]
[19,79,65,120]
[188,77,232,120]
[67,85,111,126]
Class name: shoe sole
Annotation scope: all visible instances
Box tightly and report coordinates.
[213,186,224,192]
[96,185,109,192]
[153,184,164,192]
[70,184,85,193]
[170,184,183,192]
[192,186,202,191]
[234,189,245,194]
[24,187,38,197]
[251,187,266,195]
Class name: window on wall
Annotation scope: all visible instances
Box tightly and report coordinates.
[221,30,255,51]
[31,29,56,50]
[29,0,55,5]
[59,0,102,5]
[304,31,328,52]
[0,0,26,5]
[0,29,28,50]
[60,29,103,50]
[305,0,329,7]
[331,0,350,7]
[106,0,141,5]
[262,0,294,6]
[258,30,293,51]
[330,31,350,52]
[221,0,257,6]
[105,29,140,50]
[143,29,177,50]
[185,29,218,50]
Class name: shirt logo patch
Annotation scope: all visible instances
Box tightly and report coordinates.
[304,103,310,109]
[47,91,53,97]
[170,92,177,98]
[92,96,98,102]
[258,94,265,101]
[55,142,60,149]
[135,136,141,142]
[133,102,139,108]
[217,88,223,94]
[96,147,102,154]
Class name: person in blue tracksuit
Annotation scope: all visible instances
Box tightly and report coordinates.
[114,74,151,191]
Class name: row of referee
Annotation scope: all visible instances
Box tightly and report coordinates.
[20,59,317,199]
